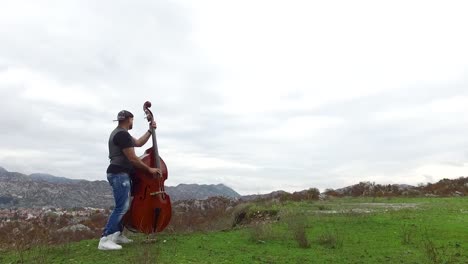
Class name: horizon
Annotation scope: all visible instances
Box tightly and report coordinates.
[1,165,464,196]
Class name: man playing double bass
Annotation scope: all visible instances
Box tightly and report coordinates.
[98,110,161,250]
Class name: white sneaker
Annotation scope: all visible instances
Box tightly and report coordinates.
[112,231,133,244]
[98,235,122,250]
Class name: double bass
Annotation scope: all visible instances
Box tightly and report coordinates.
[123,101,172,233]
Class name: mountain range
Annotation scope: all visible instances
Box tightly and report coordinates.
[1,166,466,209]
[0,167,241,209]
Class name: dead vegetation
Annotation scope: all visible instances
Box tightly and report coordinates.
[0,211,106,251]
[324,177,468,198]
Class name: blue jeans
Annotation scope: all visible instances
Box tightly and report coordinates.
[102,172,131,237]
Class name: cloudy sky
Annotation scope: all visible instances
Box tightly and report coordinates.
[1,0,468,195]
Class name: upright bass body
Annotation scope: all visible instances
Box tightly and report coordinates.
[123,101,172,234]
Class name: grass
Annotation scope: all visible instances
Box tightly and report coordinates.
[1,197,467,263]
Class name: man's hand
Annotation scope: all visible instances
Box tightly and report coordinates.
[150,121,157,130]
[122,148,162,178]
[148,167,162,178]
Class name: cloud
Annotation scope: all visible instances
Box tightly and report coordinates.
[1,0,468,195]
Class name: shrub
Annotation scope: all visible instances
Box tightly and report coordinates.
[282,213,311,248]
[317,229,343,249]
[249,223,274,243]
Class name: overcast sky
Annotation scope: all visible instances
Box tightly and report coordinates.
[1,0,468,195]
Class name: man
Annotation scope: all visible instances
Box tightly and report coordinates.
[98,110,161,250]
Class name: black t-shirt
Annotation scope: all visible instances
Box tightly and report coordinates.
[106,130,135,174]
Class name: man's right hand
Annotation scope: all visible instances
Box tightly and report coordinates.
[148,167,162,178]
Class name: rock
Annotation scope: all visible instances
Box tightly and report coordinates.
[57,224,91,232]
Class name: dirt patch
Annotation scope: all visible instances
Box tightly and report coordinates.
[314,203,420,214]
[355,203,419,209]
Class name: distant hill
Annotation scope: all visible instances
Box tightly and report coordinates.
[324,178,467,197]
[29,173,81,184]
[241,190,289,201]
[166,183,241,201]
[0,167,241,209]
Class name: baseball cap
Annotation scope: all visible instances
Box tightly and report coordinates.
[114,110,134,121]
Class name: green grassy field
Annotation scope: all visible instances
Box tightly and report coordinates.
[2,197,467,263]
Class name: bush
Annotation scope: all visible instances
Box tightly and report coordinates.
[282,213,311,248]
[317,229,343,249]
